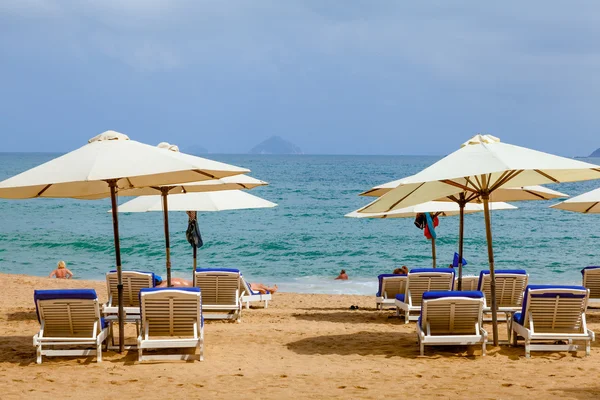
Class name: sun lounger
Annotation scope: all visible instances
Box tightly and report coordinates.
[104,270,157,345]
[395,268,455,323]
[455,276,479,291]
[241,277,272,309]
[417,291,487,356]
[137,287,204,362]
[33,289,109,364]
[104,270,157,316]
[478,269,528,327]
[194,268,242,322]
[582,266,600,308]
[376,274,407,310]
[510,285,595,358]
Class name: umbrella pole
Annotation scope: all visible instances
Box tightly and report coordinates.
[108,180,125,354]
[161,189,172,287]
[482,192,499,346]
[431,237,436,268]
[457,196,466,290]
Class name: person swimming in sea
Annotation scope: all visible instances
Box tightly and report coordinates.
[48,260,73,279]
[335,269,349,280]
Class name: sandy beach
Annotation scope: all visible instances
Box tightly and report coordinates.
[0,273,599,400]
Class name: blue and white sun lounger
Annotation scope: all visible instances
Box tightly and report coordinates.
[395,268,455,323]
[194,268,242,322]
[376,274,407,310]
[33,289,109,364]
[104,270,157,316]
[510,285,595,358]
[241,277,272,309]
[582,266,600,308]
[417,291,487,356]
[137,287,204,362]
[455,276,479,291]
[478,270,528,325]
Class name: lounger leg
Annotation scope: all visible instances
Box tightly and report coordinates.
[264,300,268,309]
[420,340,424,356]
[404,310,409,324]
[97,341,103,363]
[586,340,591,357]
[245,302,250,310]
[482,341,486,357]
[525,340,531,358]
[36,344,42,364]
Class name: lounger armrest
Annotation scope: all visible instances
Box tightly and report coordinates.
[587,329,596,341]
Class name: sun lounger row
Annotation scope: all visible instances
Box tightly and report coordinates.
[417,285,595,358]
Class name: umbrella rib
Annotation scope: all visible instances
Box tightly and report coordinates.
[489,170,523,192]
[585,202,599,213]
[473,175,483,190]
[385,183,426,212]
[464,176,480,191]
[533,169,560,184]
[523,189,546,200]
[194,170,218,179]
[441,180,478,194]
[36,184,52,197]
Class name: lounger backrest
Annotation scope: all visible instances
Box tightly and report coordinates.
[34,289,102,338]
[420,291,484,335]
[406,269,455,307]
[478,270,528,308]
[456,276,479,291]
[106,270,155,307]
[582,267,600,299]
[521,285,589,334]
[377,274,407,299]
[140,288,202,337]
[194,269,241,306]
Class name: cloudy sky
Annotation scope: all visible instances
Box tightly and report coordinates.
[1,1,599,155]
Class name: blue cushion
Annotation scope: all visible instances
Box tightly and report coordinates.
[376,274,404,297]
[422,291,484,300]
[109,270,159,287]
[516,285,588,325]
[395,294,405,303]
[582,266,600,275]
[477,269,528,291]
[410,268,454,274]
[513,311,523,325]
[34,289,99,323]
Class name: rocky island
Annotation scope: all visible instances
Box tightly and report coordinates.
[249,136,303,155]
[590,148,600,158]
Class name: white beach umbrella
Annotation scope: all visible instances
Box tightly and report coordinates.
[550,187,600,214]
[357,134,600,345]
[82,142,268,287]
[114,190,277,213]
[112,190,277,274]
[346,201,516,268]
[0,130,249,352]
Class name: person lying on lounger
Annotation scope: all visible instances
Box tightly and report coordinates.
[157,277,193,287]
[393,266,409,275]
[48,261,73,279]
[250,283,278,294]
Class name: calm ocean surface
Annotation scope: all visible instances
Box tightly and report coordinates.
[1,153,599,294]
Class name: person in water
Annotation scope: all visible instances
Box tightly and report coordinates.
[250,283,278,294]
[48,261,73,279]
[393,266,409,275]
[335,269,349,280]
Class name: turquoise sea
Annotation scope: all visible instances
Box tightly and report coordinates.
[1,153,599,294]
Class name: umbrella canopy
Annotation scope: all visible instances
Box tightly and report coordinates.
[355,134,600,346]
[113,190,277,213]
[357,135,598,214]
[76,174,268,199]
[0,131,249,199]
[346,201,516,219]
[550,187,600,214]
[0,130,249,353]
[361,184,568,201]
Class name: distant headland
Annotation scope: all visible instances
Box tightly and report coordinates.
[249,136,303,155]
[590,148,600,158]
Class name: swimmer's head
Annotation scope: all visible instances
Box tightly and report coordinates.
[57,260,66,269]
